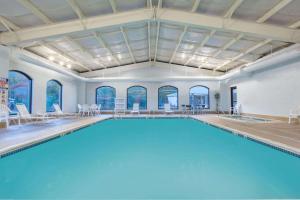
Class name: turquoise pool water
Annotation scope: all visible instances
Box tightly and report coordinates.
[0,118,300,199]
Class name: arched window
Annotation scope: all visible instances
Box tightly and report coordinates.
[46,80,62,112]
[96,86,116,110]
[189,85,210,109]
[127,86,147,110]
[158,85,178,109]
[8,70,32,113]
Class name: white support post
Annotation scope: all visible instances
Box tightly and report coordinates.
[214,39,272,70]
[17,0,53,24]
[224,0,244,18]
[154,21,160,62]
[169,25,188,63]
[120,27,136,63]
[256,0,293,23]
[93,32,121,66]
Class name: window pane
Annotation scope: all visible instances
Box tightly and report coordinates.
[96,86,116,110]
[189,86,209,109]
[158,86,178,109]
[46,80,62,112]
[8,71,32,113]
[127,86,147,110]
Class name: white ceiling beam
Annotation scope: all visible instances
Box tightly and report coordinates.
[120,27,136,63]
[213,33,244,57]
[66,0,85,20]
[169,25,188,63]
[93,32,121,65]
[198,33,243,69]
[42,42,92,71]
[17,0,53,24]
[109,0,117,13]
[0,16,21,31]
[184,30,216,66]
[0,9,152,44]
[256,0,293,23]
[147,0,153,8]
[214,39,272,70]
[156,9,300,43]
[191,0,201,12]
[158,0,162,8]
[64,36,107,68]
[0,14,91,71]
[289,20,300,29]
[154,21,160,62]
[1,8,300,44]
[224,0,244,18]
[148,21,151,61]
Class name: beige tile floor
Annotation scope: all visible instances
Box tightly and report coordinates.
[0,114,300,157]
[191,115,300,155]
[0,115,112,156]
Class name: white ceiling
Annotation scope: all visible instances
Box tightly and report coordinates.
[0,0,299,76]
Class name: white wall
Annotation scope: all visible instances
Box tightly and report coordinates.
[86,80,221,111]
[0,45,9,78]
[224,59,300,116]
[10,61,79,113]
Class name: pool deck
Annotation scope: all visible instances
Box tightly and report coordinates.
[0,116,112,157]
[191,115,300,155]
[0,114,300,157]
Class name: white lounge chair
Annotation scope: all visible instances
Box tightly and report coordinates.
[131,103,140,115]
[288,106,300,124]
[164,103,174,114]
[52,104,77,117]
[0,104,20,127]
[16,104,48,123]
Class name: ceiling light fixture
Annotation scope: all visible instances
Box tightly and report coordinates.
[66,64,72,69]
[107,56,112,61]
[59,61,64,66]
[48,56,55,61]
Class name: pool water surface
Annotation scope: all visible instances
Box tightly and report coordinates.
[0,118,299,199]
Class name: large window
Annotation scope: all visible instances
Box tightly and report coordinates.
[96,86,116,110]
[8,70,32,113]
[46,80,62,112]
[127,86,147,110]
[189,86,210,109]
[158,86,178,109]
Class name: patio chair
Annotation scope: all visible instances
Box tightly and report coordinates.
[78,104,90,117]
[90,104,101,116]
[288,106,300,124]
[164,103,174,114]
[0,104,20,127]
[230,104,241,115]
[131,103,140,115]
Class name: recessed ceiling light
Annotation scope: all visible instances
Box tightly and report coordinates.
[117,54,122,59]
[59,61,64,66]
[181,54,186,59]
[107,56,112,61]
[48,56,55,61]
[66,64,72,69]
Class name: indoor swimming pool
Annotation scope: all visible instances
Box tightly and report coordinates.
[0,118,299,199]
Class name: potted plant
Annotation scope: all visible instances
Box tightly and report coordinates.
[214,92,220,113]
